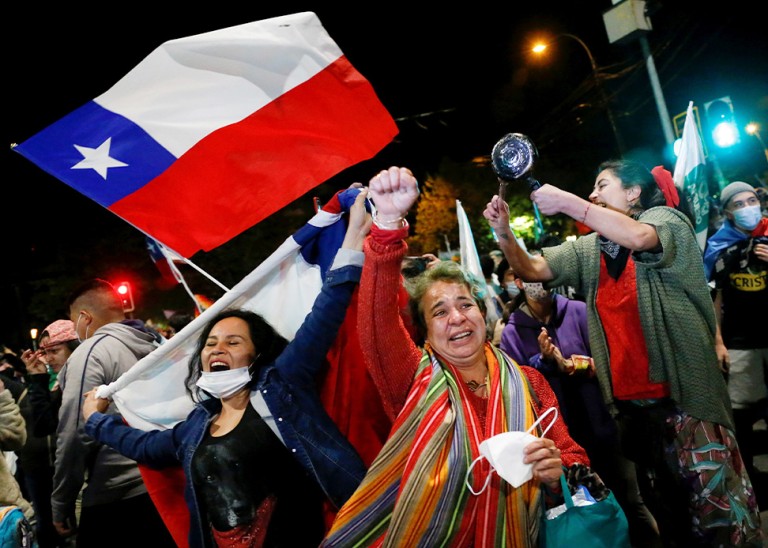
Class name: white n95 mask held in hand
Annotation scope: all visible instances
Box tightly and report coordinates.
[466,407,558,494]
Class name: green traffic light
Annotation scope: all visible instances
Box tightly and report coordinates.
[712,121,739,148]
[705,96,740,149]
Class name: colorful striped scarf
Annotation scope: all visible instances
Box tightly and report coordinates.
[322,342,542,547]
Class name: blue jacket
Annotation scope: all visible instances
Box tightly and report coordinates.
[85,262,366,547]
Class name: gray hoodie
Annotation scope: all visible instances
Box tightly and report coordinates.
[51,321,161,523]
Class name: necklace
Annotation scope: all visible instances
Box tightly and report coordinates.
[466,376,488,392]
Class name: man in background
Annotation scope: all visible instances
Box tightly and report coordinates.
[51,279,175,546]
[706,182,768,499]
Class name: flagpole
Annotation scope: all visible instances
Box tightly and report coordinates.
[176,257,229,293]
[178,273,205,314]
[154,238,230,293]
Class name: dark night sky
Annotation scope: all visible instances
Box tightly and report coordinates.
[4,1,767,348]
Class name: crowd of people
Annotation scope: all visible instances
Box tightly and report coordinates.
[1,161,765,547]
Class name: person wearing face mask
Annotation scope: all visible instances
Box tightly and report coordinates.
[703,181,768,281]
[484,159,763,546]
[496,258,522,305]
[49,279,174,547]
[490,258,523,346]
[705,182,768,498]
[500,266,660,547]
[80,187,371,548]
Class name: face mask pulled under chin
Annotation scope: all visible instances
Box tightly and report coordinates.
[465,407,558,494]
[522,282,550,301]
[196,367,252,399]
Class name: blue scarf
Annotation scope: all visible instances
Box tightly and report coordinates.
[703,221,747,281]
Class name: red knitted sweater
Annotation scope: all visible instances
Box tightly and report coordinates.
[358,226,588,468]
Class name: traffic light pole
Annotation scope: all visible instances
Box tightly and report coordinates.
[639,35,675,146]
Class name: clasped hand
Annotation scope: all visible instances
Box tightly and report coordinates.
[82,389,111,422]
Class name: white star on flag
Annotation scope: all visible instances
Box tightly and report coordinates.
[72,137,128,179]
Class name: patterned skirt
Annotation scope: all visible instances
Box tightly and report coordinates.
[616,399,763,547]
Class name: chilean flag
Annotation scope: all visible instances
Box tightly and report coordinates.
[146,237,184,289]
[13,12,397,258]
[95,187,390,544]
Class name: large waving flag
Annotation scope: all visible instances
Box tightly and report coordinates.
[13,12,397,258]
[99,189,355,426]
[673,101,709,250]
[96,188,390,543]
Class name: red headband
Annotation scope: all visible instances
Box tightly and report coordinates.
[651,165,680,207]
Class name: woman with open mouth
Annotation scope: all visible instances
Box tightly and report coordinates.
[80,185,373,547]
[484,159,762,547]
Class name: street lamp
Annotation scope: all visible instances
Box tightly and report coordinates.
[746,122,768,164]
[30,328,38,351]
[532,33,625,156]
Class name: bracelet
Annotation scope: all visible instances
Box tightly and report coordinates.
[372,213,406,230]
[581,202,592,223]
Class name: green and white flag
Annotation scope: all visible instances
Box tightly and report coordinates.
[673,101,709,250]
[457,199,500,327]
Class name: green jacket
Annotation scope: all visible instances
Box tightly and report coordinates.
[543,206,733,430]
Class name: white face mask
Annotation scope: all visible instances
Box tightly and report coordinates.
[505,283,520,299]
[74,312,89,343]
[466,407,558,494]
[196,367,252,399]
[522,282,550,301]
[732,204,761,231]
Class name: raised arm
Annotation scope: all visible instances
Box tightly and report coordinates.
[277,188,370,384]
[483,195,553,282]
[358,167,423,419]
[532,184,659,251]
[341,186,372,251]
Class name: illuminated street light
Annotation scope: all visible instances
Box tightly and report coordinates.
[746,122,768,164]
[30,328,38,351]
[532,33,625,155]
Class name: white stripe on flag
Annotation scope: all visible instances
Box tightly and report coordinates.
[97,208,342,431]
[457,199,500,326]
[96,12,343,157]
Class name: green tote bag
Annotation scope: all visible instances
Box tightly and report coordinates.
[539,474,630,548]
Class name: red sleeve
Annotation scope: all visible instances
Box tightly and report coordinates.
[358,225,423,421]
[521,365,590,468]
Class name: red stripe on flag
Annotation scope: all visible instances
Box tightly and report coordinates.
[110,56,397,257]
[139,463,189,545]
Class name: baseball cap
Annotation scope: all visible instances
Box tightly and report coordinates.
[40,320,77,349]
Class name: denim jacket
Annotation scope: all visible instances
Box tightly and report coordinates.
[86,261,366,547]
